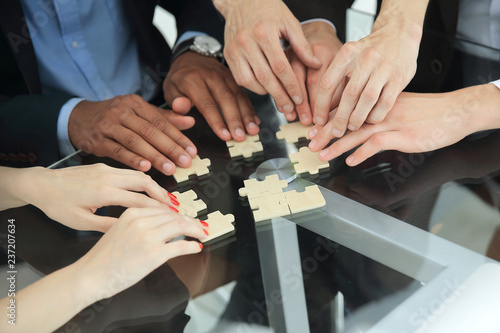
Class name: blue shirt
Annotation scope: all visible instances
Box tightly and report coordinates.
[19,0,202,156]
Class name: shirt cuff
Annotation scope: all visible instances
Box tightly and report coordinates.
[491,79,500,89]
[301,18,337,33]
[57,97,85,157]
[173,31,207,53]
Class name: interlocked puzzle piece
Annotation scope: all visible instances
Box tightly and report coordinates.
[283,185,326,214]
[226,135,263,158]
[170,190,207,218]
[172,155,211,183]
[238,174,288,199]
[276,122,314,143]
[201,211,235,243]
[289,147,330,175]
[249,192,290,222]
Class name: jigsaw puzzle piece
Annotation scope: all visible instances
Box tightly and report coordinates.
[226,135,263,158]
[276,122,314,143]
[289,147,329,175]
[283,185,326,214]
[170,190,207,218]
[201,211,235,243]
[172,155,211,183]
[238,174,288,199]
[249,192,290,222]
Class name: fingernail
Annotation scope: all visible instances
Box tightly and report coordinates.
[178,154,190,166]
[200,220,209,227]
[314,116,325,126]
[292,95,303,105]
[283,104,294,113]
[248,122,259,130]
[139,160,148,169]
[300,114,310,124]
[235,128,245,138]
[347,124,356,131]
[313,56,320,63]
[203,229,209,236]
[186,146,197,157]
[346,155,355,165]
[171,198,180,206]
[285,112,295,120]
[199,242,203,250]
[319,149,329,158]
[309,128,318,138]
[221,129,230,138]
[168,192,177,200]
[162,162,174,174]
[309,139,317,148]
[169,206,179,213]
[331,128,343,137]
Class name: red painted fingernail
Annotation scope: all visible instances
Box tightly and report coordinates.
[203,229,209,236]
[169,206,179,213]
[200,221,208,227]
[199,242,203,250]
[168,192,177,200]
[171,198,180,206]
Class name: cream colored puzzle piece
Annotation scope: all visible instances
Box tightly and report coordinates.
[238,174,288,199]
[289,147,329,175]
[172,155,211,183]
[201,211,235,243]
[226,135,263,158]
[249,192,290,222]
[171,190,207,218]
[283,185,326,214]
[276,122,314,143]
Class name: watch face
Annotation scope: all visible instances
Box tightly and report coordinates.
[193,35,222,54]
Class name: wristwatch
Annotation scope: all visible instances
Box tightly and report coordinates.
[171,35,223,64]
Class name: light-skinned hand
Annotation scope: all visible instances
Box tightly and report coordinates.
[213,0,322,113]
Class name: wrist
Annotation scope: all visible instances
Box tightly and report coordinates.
[373,0,427,42]
[468,84,500,132]
[302,20,337,36]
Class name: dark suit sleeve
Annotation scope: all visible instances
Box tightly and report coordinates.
[0,94,71,167]
[159,0,225,45]
[283,0,355,41]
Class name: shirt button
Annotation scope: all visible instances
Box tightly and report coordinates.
[72,41,79,49]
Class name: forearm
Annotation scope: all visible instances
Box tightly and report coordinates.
[0,167,38,210]
[0,262,96,332]
[375,0,430,39]
[469,84,500,133]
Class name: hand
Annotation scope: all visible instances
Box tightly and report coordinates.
[68,95,197,175]
[213,0,322,113]
[75,207,208,300]
[310,84,500,166]
[16,164,179,232]
[312,1,427,135]
[163,52,260,141]
[284,21,343,124]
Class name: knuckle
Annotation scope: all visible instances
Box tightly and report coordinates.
[319,75,334,91]
[371,133,385,147]
[307,75,319,87]
[236,29,251,47]
[364,47,381,61]
[254,69,270,84]
[363,87,379,102]
[341,42,357,57]
[271,60,288,76]
[345,85,361,98]
[125,134,139,147]
[112,145,125,159]
[140,123,157,138]
[253,22,267,39]
[153,118,168,132]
